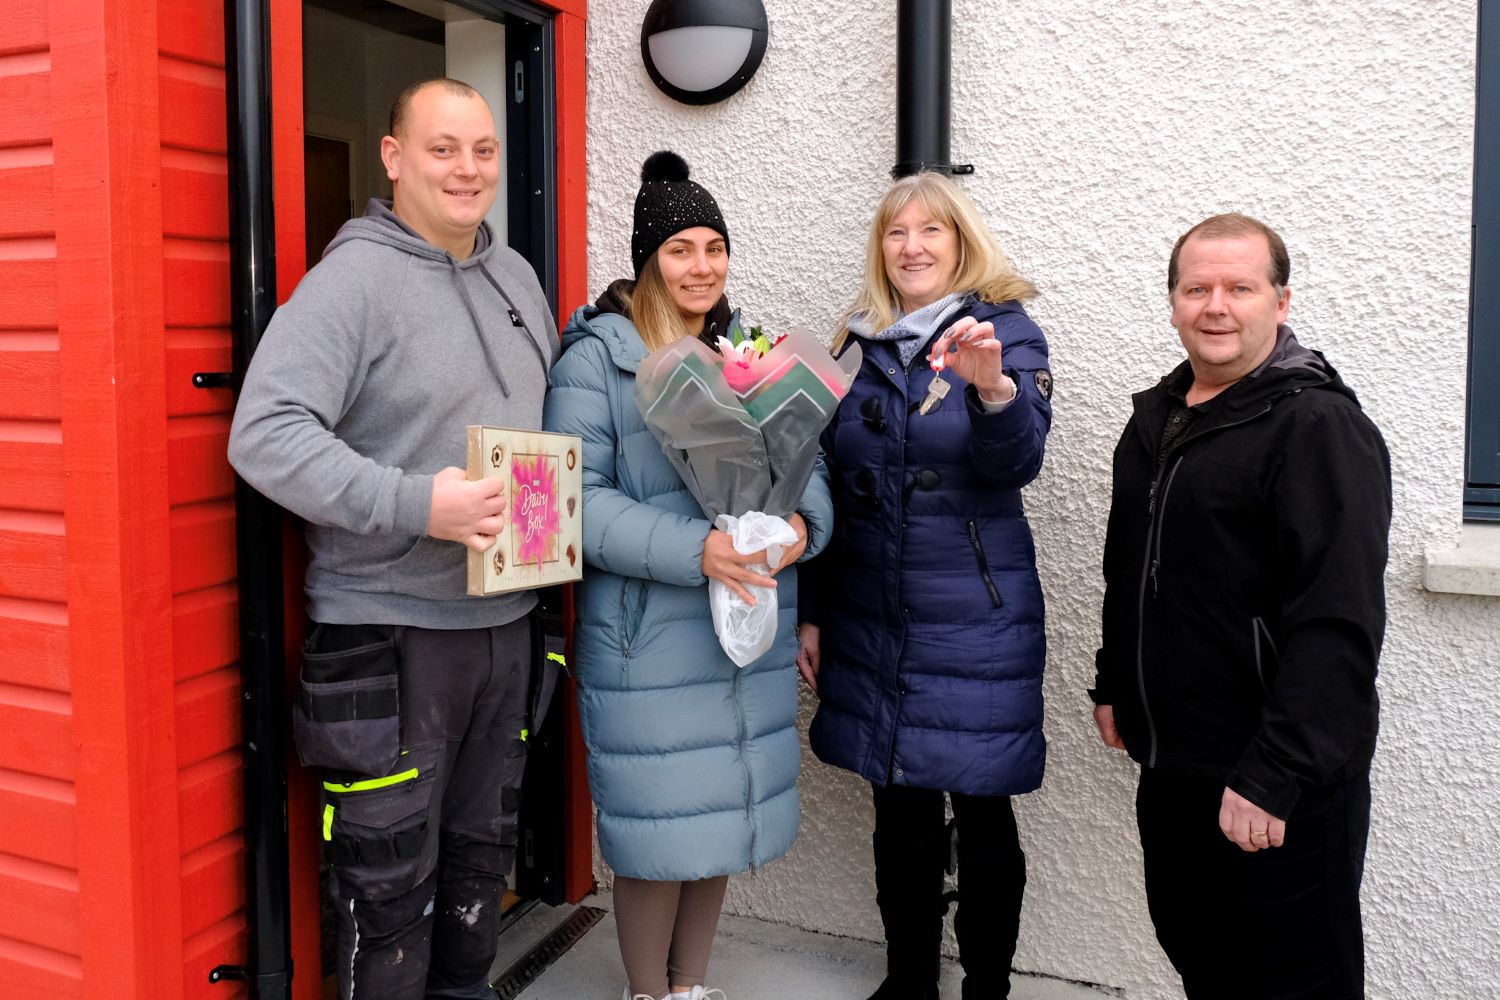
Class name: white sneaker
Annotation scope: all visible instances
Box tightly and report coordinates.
[623,989,657,1000]
[668,989,727,1000]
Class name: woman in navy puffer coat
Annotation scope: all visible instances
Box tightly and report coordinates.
[798,172,1051,1000]
[544,152,832,1000]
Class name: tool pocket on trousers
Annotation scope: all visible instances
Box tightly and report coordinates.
[322,746,440,901]
[292,624,403,776]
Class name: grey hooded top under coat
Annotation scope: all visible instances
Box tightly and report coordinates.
[228,199,557,628]
[542,302,833,880]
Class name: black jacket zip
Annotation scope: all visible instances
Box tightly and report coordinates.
[1132,404,1272,768]
[966,520,1004,609]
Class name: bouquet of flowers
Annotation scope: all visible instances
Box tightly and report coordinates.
[635,320,863,666]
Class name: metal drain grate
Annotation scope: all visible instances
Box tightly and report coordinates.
[490,904,607,999]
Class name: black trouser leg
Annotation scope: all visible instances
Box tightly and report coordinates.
[1136,768,1370,1000]
[871,782,947,990]
[951,793,1025,1000]
[334,871,438,999]
[318,619,532,1000]
[421,620,533,1000]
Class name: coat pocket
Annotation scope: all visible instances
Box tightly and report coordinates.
[618,578,646,672]
[292,626,403,776]
[965,520,1004,609]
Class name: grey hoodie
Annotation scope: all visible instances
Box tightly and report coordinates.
[228,199,558,629]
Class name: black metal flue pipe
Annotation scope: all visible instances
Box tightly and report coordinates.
[218,0,293,995]
[893,0,970,177]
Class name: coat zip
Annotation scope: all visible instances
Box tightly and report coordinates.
[966,520,1004,608]
[619,579,644,686]
[1148,458,1184,597]
[1252,616,1278,692]
[1134,403,1273,768]
[884,348,918,785]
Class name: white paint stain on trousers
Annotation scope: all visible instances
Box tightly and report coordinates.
[450,900,485,928]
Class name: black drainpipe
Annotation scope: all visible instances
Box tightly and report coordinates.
[893,0,973,178]
[208,0,293,995]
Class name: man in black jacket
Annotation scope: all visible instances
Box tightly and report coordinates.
[1092,213,1391,999]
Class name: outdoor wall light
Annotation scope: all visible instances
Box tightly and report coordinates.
[641,0,769,106]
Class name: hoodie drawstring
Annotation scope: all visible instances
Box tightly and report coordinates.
[448,256,512,397]
[477,263,554,387]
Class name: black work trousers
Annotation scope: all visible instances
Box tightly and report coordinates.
[871,782,1026,1000]
[1136,768,1370,1000]
[305,619,533,1000]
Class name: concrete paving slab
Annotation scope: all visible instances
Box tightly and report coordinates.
[516,895,1115,1000]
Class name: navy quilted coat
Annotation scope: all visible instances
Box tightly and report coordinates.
[806,298,1051,797]
[542,304,833,880]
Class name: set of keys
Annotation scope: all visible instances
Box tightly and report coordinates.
[918,345,951,416]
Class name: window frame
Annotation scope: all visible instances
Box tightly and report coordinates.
[1467,0,1500,520]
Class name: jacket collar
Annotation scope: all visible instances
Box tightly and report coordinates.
[1130,325,1357,454]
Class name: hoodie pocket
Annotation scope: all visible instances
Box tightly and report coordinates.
[1251,616,1279,692]
[386,534,467,601]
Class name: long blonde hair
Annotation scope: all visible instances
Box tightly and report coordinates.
[834,172,1037,352]
[618,255,692,352]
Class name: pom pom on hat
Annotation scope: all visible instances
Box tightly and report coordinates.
[641,150,690,184]
[631,150,730,276]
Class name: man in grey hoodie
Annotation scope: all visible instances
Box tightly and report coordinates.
[228,77,557,999]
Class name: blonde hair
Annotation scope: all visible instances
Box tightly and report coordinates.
[834,172,1036,352]
[618,255,692,352]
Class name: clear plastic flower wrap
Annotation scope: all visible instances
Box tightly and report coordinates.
[634,325,862,665]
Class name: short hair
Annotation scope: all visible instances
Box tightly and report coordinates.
[1168,213,1290,294]
[388,77,481,139]
[835,172,1036,351]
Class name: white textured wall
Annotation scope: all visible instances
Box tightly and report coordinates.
[583,2,1498,997]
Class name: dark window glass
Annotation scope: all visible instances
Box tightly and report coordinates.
[1468,3,1500,519]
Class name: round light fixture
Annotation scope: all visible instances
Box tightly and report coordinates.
[641,0,769,106]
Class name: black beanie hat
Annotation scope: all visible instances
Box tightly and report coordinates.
[631,151,730,276]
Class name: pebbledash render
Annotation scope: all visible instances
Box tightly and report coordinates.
[581,1,1498,998]
[0,2,1495,999]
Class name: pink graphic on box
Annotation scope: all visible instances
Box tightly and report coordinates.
[510,453,560,567]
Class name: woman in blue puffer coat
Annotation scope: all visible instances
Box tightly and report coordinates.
[543,152,832,1000]
[797,172,1052,1000]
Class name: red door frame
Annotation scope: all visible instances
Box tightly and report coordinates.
[265,0,594,987]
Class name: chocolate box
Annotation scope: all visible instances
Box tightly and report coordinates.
[465,426,584,596]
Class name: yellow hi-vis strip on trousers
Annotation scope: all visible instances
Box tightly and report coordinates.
[321,761,420,840]
[322,766,419,795]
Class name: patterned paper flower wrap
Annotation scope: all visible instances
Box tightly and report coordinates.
[634,325,862,666]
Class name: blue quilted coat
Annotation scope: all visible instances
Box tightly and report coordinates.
[806,298,1051,797]
[542,303,833,880]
